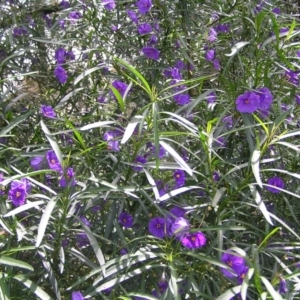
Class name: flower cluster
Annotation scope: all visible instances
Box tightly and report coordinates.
[54,47,75,84]
[148,207,206,249]
[235,87,273,114]
[220,251,249,284]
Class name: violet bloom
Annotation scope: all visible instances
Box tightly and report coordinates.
[60,1,70,9]
[175,60,185,70]
[46,150,62,172]
[215,23,230,33]
[13,27,27,37]
[174,93,190,105]
[69,11,82,23]
[169,206,186,219]
[118,212,134,228]
[30,156,44,170]
[285,69,299,86]
[213,59,220,70]
[170,217,190,239]
[133,155,147,171]
[80,216,91,227]
[41,105,56,118]
[54,66,68,84]
[272,7,281,15]
[223,115,233,128]
[76,233,90,247]
[55,48,67,65]
[136,0,152,14]
[181,232,206,249]
[237,266,249,284]
[103,0,115,10]
[149,217,167,239]
[215,137,226,148]
[11,178,31,193]
[296,94,300,105]
[279,277,288,294]
[235,91,260,113]
[256,87,273,111]
[148,35,158,45]
[59,20,66,30]
[147,142,165,159]
[206,91,216,104]
[108,140,120,152]
[111,80,129,97]
[205,49,215,61]
[9,187,26,206]
[103,131,115,141]
[266,177,284,194]
[152,281,168,298]
[212,171,220,182]
[127,10,138,24]
[207,27,217,42]
[72,291,85,300]
[59,167,76,187]
[142,47,160,61]
[138,23,152,35]
[221,252,246,278]
[120,248,128,255]
[174,170,185,188]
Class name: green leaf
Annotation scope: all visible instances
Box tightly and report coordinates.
[215,285,241,300]
[36,197,57,247]
[251,150,262,188]
[260,276,283,300]
[13,274,52,300]
[0,256,33,271]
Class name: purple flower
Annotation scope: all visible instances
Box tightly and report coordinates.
[55,48,67,65]
[30,156,44,170]
[147,142,165,159]
[148,35,158,45]
[59,20,66,30]
[103,131,115,141]
[296,94,300,105]
[111,80,129,97]
[174,170,185,188]
[181,232,206,249]
[11,178,31,193]
[136,0,152,14]
[149,217,167,239]
[174,93,190,105]
[80,216,91,227]
[76,233,90,247]
[13,27,27,37]
[169,206,186,219]
[206,91,217,104]
[266,177,284,194]
[72,291,85,300]
[272,7,281,15]
[212,171,220,182]
[213,59,220,70]
[215,137,226,148]
[279,277,288,294]
[256,87,273,111]
[46,150,62,172]
[120,248,128,255]
[235,91,260,113]
[69,11,82,23]
[54,66,68,84]
[223,115,233,128]
[59,167,76,187]
[60,1,70,9]
[285,70,299,86]
[108,140,120,152]
[103,0,115,10]
[127,10,138,24]
[237,266,249,284]
[41,105,56,118]
[118,212,134,228]
[152,281,168,298]
[205,49,215,61]
[207,28,217,42]
[215,24,230,33]
[138,23,152,35]
[133,155,147,171]
[66,50,75,61]
[9,187,26,206]
[170,217,190,238]
[221,252,246,278]
[142,47,160,61]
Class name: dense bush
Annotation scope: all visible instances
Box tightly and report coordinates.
[1,0,300,299]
